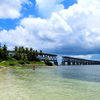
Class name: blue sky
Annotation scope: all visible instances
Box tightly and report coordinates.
[0,0,76,30]
[0,0,100,60]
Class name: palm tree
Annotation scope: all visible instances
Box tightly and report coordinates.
[2,44,8,60]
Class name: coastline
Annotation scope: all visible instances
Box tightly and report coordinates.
[0,66,7,70]
[0,63,55,70]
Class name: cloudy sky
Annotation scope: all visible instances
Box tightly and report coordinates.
[0,0,100,60]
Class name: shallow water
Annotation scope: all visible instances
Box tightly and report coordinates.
[0,65,100,100]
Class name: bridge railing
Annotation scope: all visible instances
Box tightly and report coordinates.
[37,55,57,61]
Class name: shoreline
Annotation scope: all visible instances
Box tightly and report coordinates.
[0,64,55,70]
[0,66,8,70]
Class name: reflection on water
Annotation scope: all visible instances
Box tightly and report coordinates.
[0,66,100,100]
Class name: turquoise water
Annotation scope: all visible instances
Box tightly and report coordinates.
[0,65,100,100]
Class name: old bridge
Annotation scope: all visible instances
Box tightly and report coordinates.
[38,53,100,66]
[61,56,100,65]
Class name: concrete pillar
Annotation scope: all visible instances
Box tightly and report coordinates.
[79,62,81,65]
[67,61,71,65]
[62,61,65,65]
[54,61,58,66]
[72,62,75,65]
[76,62,79,65]
[81,62,84,65]
[83,62,86,65]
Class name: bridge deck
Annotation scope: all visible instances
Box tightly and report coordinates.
[38,53,58,65]
[62,56,100,65]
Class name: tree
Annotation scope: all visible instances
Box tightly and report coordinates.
[0,43,1,48]
[13,46,40,61]
[14,46,18,52]
[0,48,3,61]
[2,44,8,60]
[40,50,43,55]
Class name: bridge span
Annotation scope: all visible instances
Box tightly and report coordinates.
[38,53,58,65]
[62,56,100,65]
[38,53,100,66]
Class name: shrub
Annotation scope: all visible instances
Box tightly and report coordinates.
[0,59,2,62]
[7,56,12,60]
[18,60,25,65]
[9,62,16,66]
[45,61,53,66]
[25,60,30,64]
[7,56,16,61]
[35,58,40,62]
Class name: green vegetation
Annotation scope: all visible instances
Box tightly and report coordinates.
[0,43,53,67]
[0,43,42,62]
[18,60,26,65]
[0,60,17,67]
[45,60,53,66]
[13,46,40,61]
[0,44,8,61]
[0,60,45,67]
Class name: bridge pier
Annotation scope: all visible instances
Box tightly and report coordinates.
[76,62,79,65]
[54,61,58,66]
[62,61,65,65]
[68,61,71,65]
[72,62,75,65]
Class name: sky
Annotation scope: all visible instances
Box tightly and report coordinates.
[0,0,100,60]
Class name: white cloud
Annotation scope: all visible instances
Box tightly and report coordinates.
[0,0,31,19]
[20,14,72,49]
[0,0,100,58]
[35,0,64,17]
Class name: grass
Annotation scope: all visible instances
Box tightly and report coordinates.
[30,61,45,64]
[0,59,45,67]
[0,60,18,67]
[12,66,31,69]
